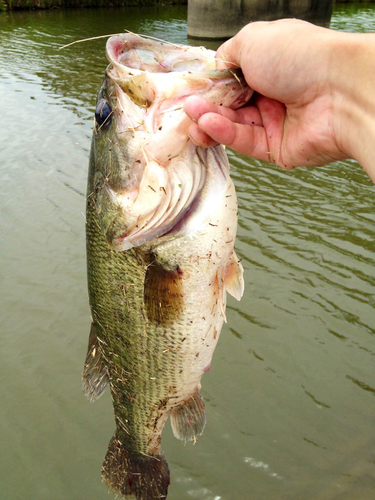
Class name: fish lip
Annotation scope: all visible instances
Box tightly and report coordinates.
[105,33,246,81]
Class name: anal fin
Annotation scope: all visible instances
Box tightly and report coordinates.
[82,323,109,403]
[170,388,206,442]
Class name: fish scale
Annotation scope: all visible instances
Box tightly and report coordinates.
[86,181,206,464]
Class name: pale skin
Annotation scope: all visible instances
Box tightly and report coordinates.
[184,19,375,182]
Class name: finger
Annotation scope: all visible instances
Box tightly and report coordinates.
[197,112,272,161]
[184,96,219,123]
[188,122,218,148]
[215,38,239,70]
[184,95,263,127]
[255,96,287,165]
[184,96,239,124]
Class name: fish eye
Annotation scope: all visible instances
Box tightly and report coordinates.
[95,100,112,128]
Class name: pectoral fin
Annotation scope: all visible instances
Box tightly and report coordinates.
[144,258,184,326]
[82,323,109,403]
[224,251,244,301]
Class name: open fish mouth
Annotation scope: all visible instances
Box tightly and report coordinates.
[105,34,252,129]
[92,34,252,251]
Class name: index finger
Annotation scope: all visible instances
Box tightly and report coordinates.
[184,95,259,126]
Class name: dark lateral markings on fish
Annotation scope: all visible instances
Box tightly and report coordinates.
[81,33,251,500]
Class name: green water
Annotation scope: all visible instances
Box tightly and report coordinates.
[1,4,374,499]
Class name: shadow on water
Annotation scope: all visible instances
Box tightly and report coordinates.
[1,3,375,500]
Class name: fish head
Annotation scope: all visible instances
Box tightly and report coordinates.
[89,34,253,251]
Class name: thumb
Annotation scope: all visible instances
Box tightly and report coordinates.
[215,38,240,70]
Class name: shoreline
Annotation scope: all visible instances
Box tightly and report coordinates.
[2,0,374,14]
[1,0,186,12]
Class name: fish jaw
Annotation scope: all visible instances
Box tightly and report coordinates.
[90,34,252,251]
[106,35,252,164]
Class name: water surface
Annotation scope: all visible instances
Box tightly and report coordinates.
[1,4,374,499]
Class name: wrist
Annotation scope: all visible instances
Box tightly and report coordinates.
[330,32,375,181]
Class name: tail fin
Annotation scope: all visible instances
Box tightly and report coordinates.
[170,388,206,442]
[102,433,170,500]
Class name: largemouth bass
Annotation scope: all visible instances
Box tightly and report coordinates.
[82,34,252,499]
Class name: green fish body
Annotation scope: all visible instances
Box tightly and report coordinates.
[82,34,251,499]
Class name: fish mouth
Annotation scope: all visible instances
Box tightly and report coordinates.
[98,35,253,252]
[105,34,252,111]
[107,33,221,74]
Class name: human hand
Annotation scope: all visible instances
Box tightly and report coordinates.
[184,19,375,180]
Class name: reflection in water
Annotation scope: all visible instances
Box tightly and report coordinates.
[1,4,375,500]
